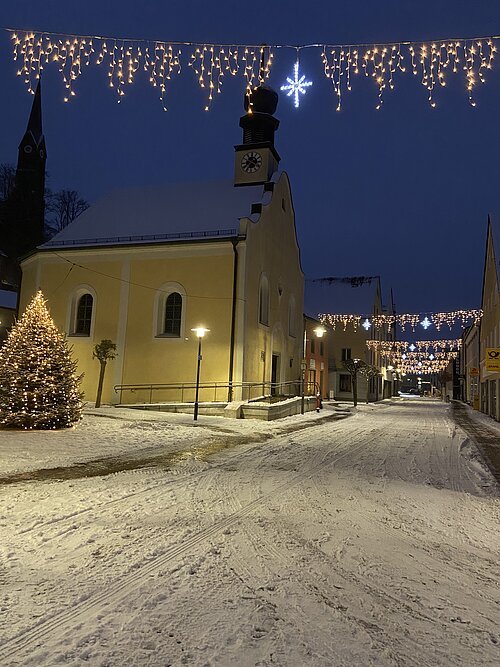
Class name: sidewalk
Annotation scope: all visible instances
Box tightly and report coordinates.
[451,400,500,483]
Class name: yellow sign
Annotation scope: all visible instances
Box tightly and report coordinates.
[485,348,500,372]
[469,367,479,376]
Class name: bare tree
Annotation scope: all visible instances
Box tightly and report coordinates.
[359,364,381,403]
[93,340,117,408]
[0,163,16,200]
[342,358,367,407]
[46,189,89,234]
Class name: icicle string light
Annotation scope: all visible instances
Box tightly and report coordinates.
[10,30,271,109]
[366,339,462,353]
[7,28,499,110]
[320,310,482,332]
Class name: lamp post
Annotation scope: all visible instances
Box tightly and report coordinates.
[301,323,327,414]
[192,327,209,421]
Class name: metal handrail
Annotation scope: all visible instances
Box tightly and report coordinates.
[113,379,319,405]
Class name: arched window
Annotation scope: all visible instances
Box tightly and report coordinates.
[164,292,182,336]
[75,294,93,335]
[68,286,96,337]
[154,283,186,339]
[259,275,269,326]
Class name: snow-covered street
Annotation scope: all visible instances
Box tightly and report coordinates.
[1,399,499,666]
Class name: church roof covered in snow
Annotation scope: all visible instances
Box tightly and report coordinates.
[304,276,381,318]
[42,180,265,249]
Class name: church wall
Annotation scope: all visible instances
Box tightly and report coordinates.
[121,249,235,402]
[20,243,236,405]
[480,229,500,421]
[20,254,125,405]
[240,173,304,394]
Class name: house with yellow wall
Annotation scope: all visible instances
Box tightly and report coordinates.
[305,276,395,402]
[19,86,304,410]
[479,215,500,421]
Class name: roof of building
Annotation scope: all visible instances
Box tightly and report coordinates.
[305,276,381,318]
[41,180,266,249]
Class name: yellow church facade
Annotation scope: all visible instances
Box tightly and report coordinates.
[19,88,305,408]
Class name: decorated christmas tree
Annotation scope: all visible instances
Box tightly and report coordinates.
[0,291,83,429]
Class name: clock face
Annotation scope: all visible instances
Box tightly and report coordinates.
[241,151,262,174]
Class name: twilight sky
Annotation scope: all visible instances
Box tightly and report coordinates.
[1,0,500,314]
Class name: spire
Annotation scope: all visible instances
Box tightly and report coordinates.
[25,80,43,147]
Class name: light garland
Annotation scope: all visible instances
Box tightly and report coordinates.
[10,30,272,109]
[321,309,481,331]
[7,28,499,110]
[398,359,452,374]
[366,339,462,353]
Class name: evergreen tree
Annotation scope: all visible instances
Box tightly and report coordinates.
[0,291,83,429]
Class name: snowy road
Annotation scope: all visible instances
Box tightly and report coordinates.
[1,400,499,666]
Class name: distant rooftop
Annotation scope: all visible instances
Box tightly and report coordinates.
[42,180,266,249]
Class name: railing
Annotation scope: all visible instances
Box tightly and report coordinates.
[113,379,320,405]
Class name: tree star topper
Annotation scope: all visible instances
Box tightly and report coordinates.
[281,61,312,108]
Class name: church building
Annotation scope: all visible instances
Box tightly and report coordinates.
[19,86,305,408]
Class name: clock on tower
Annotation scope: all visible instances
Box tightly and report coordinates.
[234,86,281,187]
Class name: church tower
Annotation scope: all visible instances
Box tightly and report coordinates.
[234,86,281,187]
[4,81,47,259]
[14,80,47,253]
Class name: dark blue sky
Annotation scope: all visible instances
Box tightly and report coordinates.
[2,0,500,313]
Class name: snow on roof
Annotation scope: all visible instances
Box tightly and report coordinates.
[305,276,381,318]
[42,180,265,249]
[0,289,17,310]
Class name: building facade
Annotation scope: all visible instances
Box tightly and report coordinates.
[305,276,393,402]
[479,216,500,421]
[19,87,305,406]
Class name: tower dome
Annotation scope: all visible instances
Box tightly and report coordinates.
[244,85,279,115]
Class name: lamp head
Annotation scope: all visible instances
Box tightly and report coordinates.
[191,327,210,338]
[313,326,326,338]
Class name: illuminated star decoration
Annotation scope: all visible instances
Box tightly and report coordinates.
[420,316,432,330]
[280,61,312,108]
[362,318,372,331]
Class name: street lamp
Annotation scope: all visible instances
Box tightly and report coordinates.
[192,327,210,421]
[301,324,327,414]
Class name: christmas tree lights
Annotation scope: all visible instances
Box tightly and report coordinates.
[7,28,499,110]
[0,291,83,429]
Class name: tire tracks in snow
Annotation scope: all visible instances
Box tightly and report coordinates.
[0,421,361,663]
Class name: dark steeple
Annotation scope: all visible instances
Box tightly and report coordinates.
[6,80,47,258]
